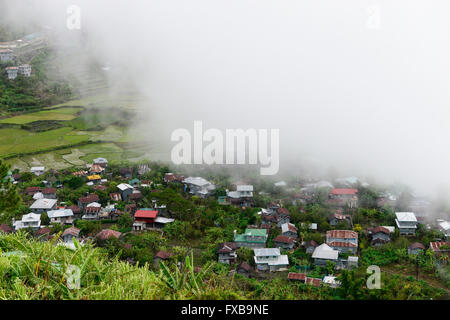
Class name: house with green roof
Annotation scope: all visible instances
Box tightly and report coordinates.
[129,178,141,187]
[234,228,268,248]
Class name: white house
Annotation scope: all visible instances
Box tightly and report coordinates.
[30,198,57,214]
[227,185,254,206]
[30,166,45,176]
[323,276,341,288]
[117,183,134,201]
[33,192,44,200]
[47,209,74,225]
[312,243,339,267]
[93,157,108,167]
[0,49,14,62]
[5,66,18,80]
[253,248,289,272]
[18,64,31,76]
[13,213,41,231]
[183,177,216,198]
[281,222,298,238]
[154,216,175,229]
[395,212,418,235]
[61,227,80,243]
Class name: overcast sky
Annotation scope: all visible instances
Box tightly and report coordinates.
[3,0,450,196]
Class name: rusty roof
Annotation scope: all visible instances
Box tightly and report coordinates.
[274,235,296,244]
[276,208,290,216]
[96,229,121,240]
[429,241,450,252]
[237,261,252,272]
[288,272,306,281]
[306,277,322,287]
[326,230,358,239]
[79,194,99,203]
[217,242,238,253]
[409,242,425,250]
[155,251,174,259]
[371,226,390,235]
[62,227,80,238]
[327,241,357,248]
[42,187,56,194]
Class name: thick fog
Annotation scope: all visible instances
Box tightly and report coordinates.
[2,0,450,197]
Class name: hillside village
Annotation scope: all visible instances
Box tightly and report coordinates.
[0,27,449,300]
[0,157,449,297]
[0,32,45,79]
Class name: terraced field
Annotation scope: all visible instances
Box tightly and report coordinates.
[0,93,161,171]
[0,107,83,124]
[0,127,90,157]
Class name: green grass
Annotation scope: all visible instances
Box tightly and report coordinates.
[0,108,82,124]
[0,232,163,299]
[43,94,141,111]
[1,93,152,168]
[0,127,90,158]
[0,232,241,300]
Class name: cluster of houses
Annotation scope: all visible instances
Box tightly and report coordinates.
[4,64,32,80]
[0,49,15,62]
[2,158,180,249]
[0,32,48,79]
[2,163,449,285]
[0,49,31,80]
[212,178,450,276]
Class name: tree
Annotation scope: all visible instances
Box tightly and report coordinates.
[117,212,133,230]
[66,176,84,189]
[0,160,22,223]
[337,270,365,299]
[353,224,362,233]
[19,172,33,183]
[41,212,50,225]
[237,247,254,265]
[325,260,336,275]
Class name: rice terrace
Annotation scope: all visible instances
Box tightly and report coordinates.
[0,95,149,171]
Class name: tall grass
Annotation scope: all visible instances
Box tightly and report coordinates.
[0,232,245,300]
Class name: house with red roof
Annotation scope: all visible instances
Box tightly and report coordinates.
[281,222,298,238]
[329,188,358,208]
[236,262,252,277]
[305,277,322,287]
[328,213,352,228]
[153,251,174,267]
[273,235,296,250]
[276,207,291,227]
[132,209,158,231]
[26,186,41,196]
[62,227,80,243]
[42,188,57,199]
[77,194,100,209]
[408,242,425,255]
[217,242,238,264]
[326,230,358,254]
[164,173,184,183]
[288,272,306,282]
[369,226,391,246]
